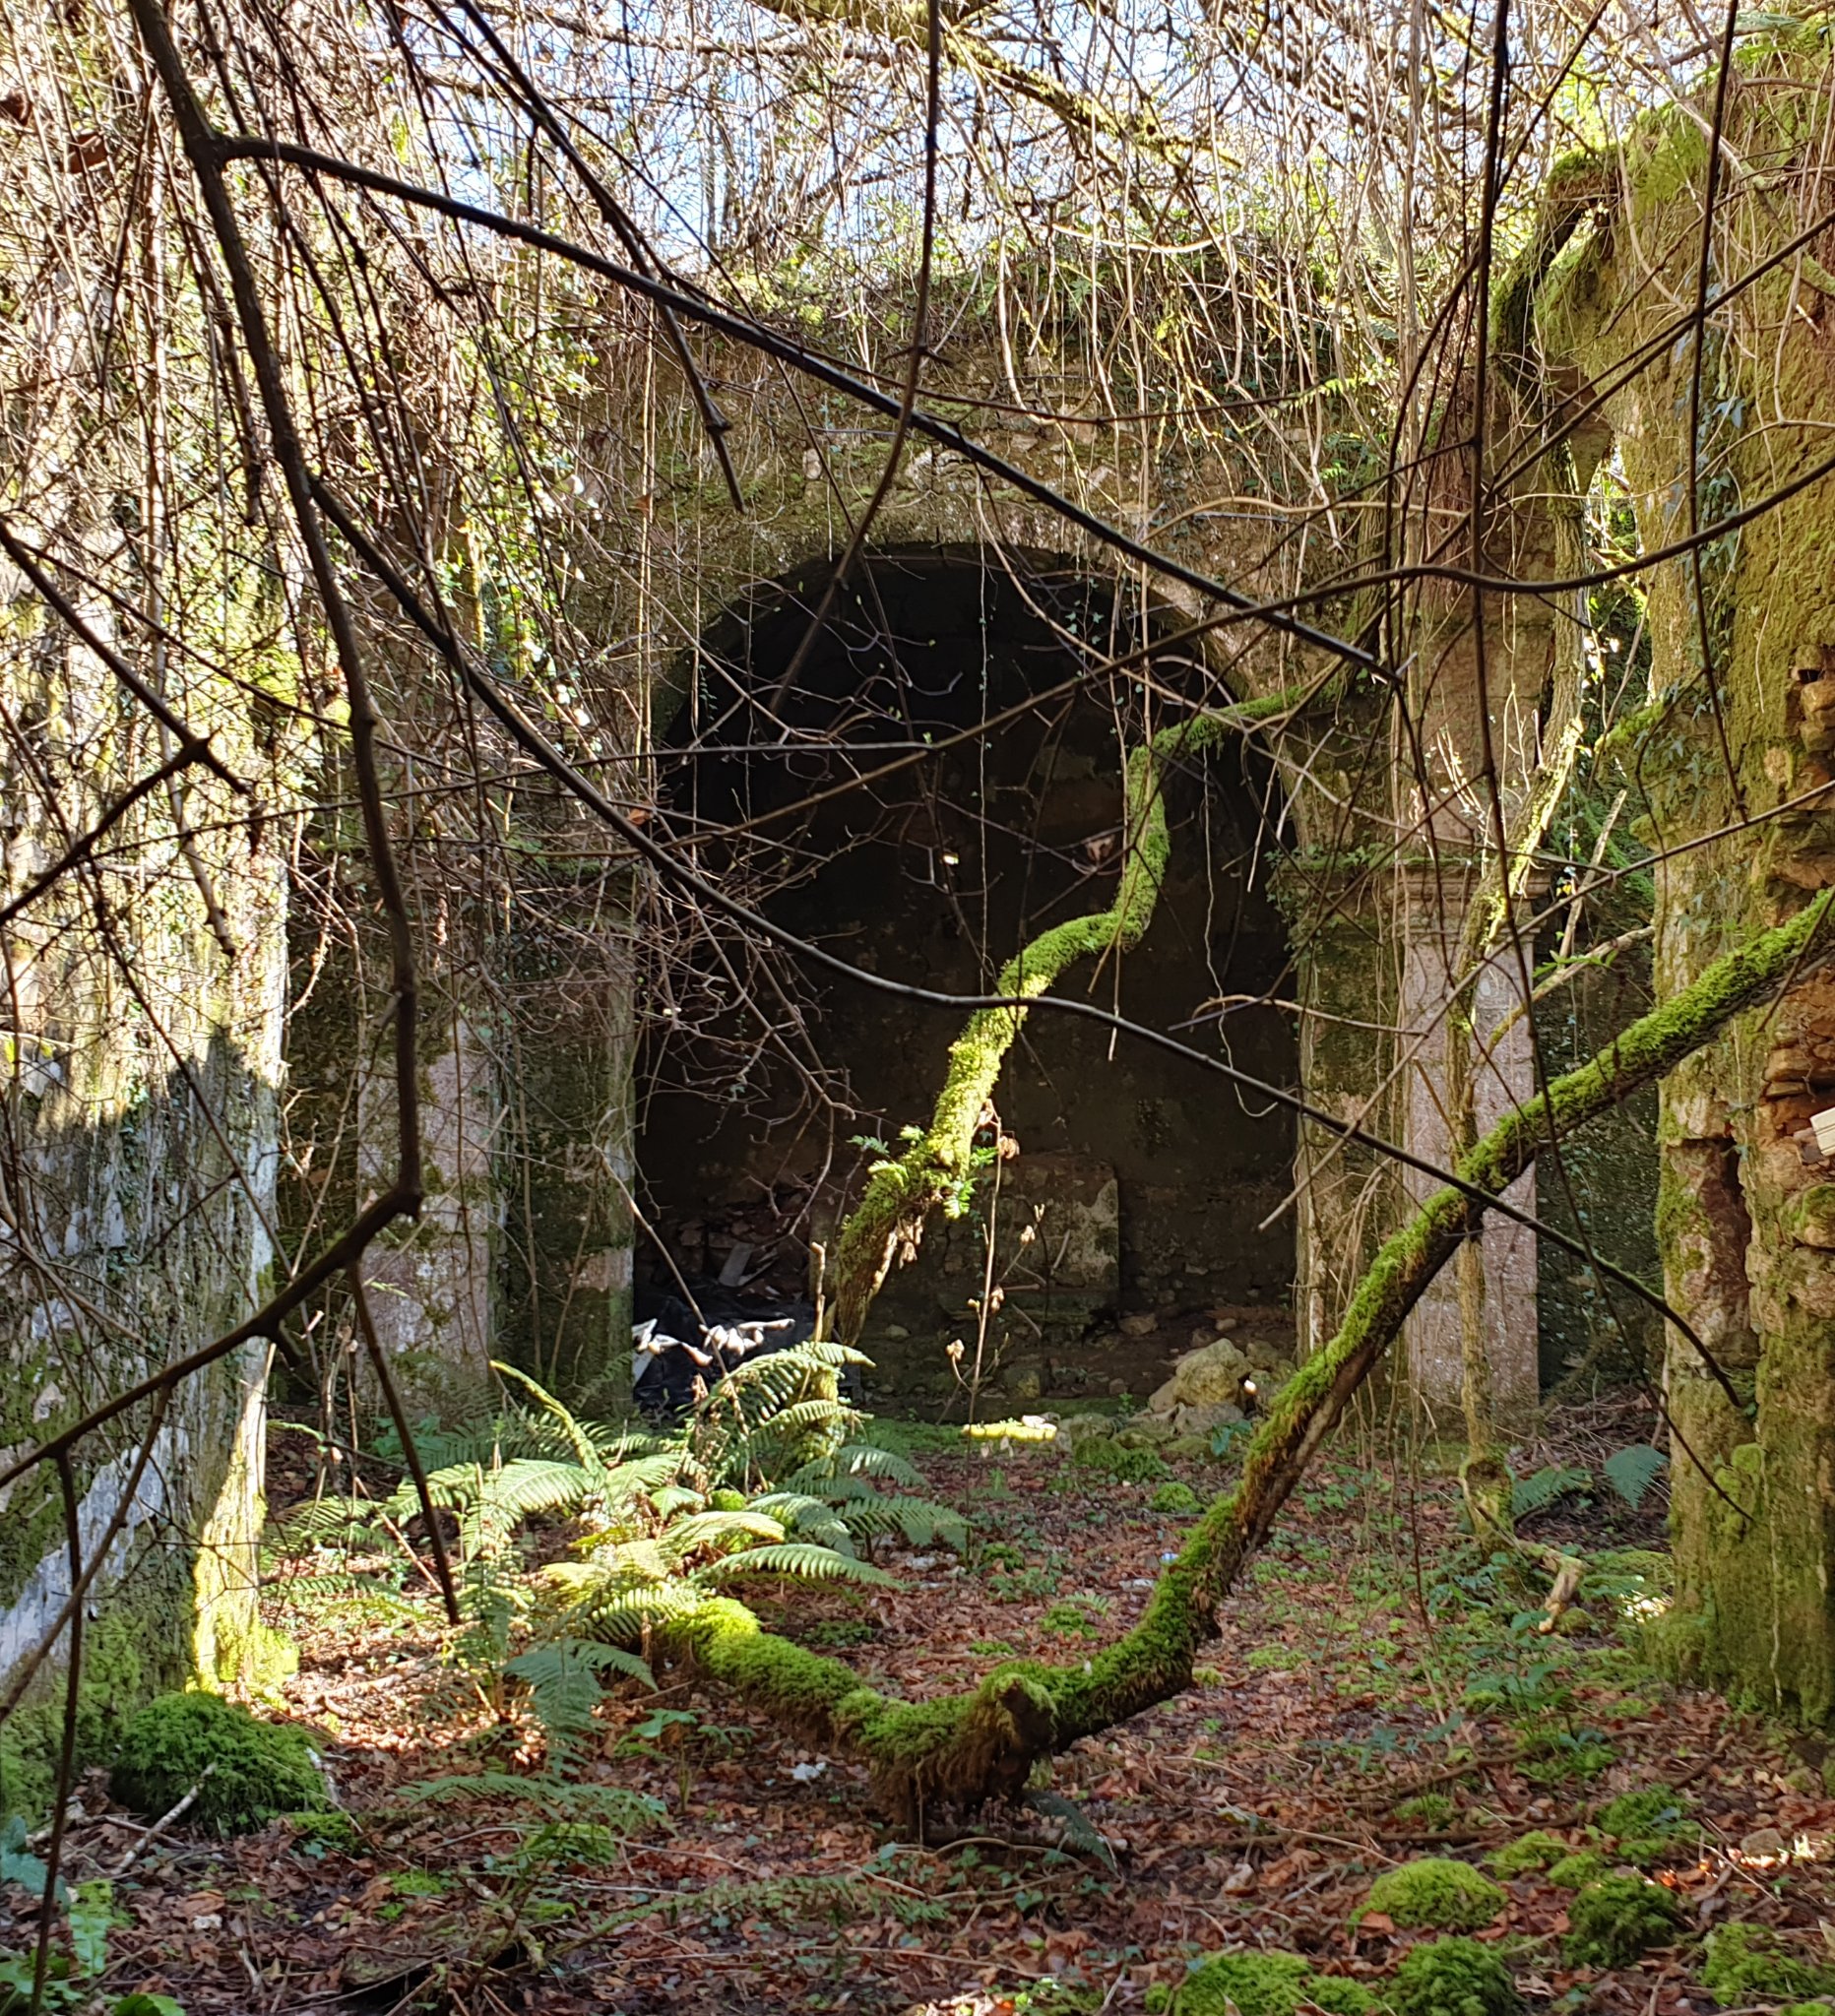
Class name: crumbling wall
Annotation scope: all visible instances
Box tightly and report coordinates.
[1544,37,1835,1715]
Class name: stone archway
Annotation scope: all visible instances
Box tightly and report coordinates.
[634,546,1300,1402]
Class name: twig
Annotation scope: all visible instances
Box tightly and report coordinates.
[105,1763,219,1877]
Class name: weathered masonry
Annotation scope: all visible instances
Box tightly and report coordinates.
[0,319,1575,1770]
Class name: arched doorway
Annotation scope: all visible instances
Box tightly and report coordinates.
[636,548,1298,1400]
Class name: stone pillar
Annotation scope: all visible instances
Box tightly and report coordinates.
[355,993,501,1418]
[1397,867,1541,1440]
[498,874,637,1399]
[1282,865,1403,1360]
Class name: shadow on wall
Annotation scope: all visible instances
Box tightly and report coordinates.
[0,1030,280,1818]
[636,547,1300,1400]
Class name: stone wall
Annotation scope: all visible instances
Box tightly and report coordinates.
[1545,50,1835,1716]
[0,580,296,1812]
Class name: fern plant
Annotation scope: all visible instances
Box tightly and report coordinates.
[270,1340,969,1764]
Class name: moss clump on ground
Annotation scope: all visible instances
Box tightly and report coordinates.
[1389,1936,1522,2016]
[1071,1437,1170,1484]
[1702,1922,1835,2004]
[1395,1793,1459,1829]
[1168,1949,1377,2016]
[1487,1829,1567,1876]
[1563,1876,1681,1968]
[1360,1858,1506,1932]
[1151,1482,1202,1515]
[109,1692,327,1836]
[1597,1788,1688,1842]
[1547,1850,1613,1890]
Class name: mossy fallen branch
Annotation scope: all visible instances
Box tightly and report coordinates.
[664,892,1834,1825]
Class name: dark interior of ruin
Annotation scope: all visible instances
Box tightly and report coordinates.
[635,549,1299,1396]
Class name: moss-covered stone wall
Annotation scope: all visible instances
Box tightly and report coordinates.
[1544,26,1835,1717]
[0,588,298,1813]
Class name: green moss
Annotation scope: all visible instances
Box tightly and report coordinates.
[1072,1438,1170,1484]
[1360,1858,1505,1932]
[1389,1936,1521,2016]
[109,1692,328,1835]
[1596,1787,1688,1842]
[1395,1792,1458,1829]
[1170,1949,1376,2016]
[0,1607,183,1822]
[1487,1829,1568,1876]
[1151,1482,1202,1515]
[1547,1851,1612,1890]
[1702,1922,1835,2004]
[1562,1876,1681,1968]
[285,1809,361,1853]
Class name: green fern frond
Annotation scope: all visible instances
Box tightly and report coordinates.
[813,1444,924,1488]
[745,1492,858,1552]
[658,1510,786,1562]
[503,1636,654,1765]
[392,1771,664,1831]
[270,1496,387,1546]
[694,1544,898,1588]
[556,1577,715,1641]
[837,1496,968,1549]
[647,1481,706,1518]
[493,1361,607,1473]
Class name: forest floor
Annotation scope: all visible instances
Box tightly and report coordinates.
[10,1395,1835,2016]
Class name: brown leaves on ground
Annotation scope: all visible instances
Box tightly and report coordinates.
[5,1404,1834,2016]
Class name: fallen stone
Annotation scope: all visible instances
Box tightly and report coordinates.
[1173,1400,1245,1438]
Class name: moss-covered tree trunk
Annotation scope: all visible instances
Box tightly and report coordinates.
[1541,45,1835,1720]
[674,896,1829,1821]
[825,706,1254,1348]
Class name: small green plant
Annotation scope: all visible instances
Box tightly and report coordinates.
[989,1565,1059,1602]
[1562,1875,1680,1968]
[1596,1787,1687,1843]
[1166,1949,1376,2016]
[1041,1600,1105,1640]
[1389,1936,1521,2016]
[1394,1792,1458,1829]
[1601,1445,1667,1510]
[1487,1829,1567,1876]
[109,1692,327,1835]
[1359,1858,1504,1932]
[1702,1922,1835,2004]
[0,1876,164,2013]
[1511,1466,1590,1520]
[286,1809,360,1856]
[1071,1437,1170,1483]
[1152,1481,1202,1515]
[1210,1418,1253,1461]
